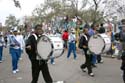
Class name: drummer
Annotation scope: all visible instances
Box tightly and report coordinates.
[80,28,94,77]
[25,24,53,83]
[120,19,125,83]
[88,24,98,67]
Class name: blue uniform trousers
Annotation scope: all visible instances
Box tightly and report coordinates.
[10,48,20,70]
[67,42,77,59]
[0,46,3,61]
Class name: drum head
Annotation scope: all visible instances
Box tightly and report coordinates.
[37,35,52,60]
[88,35,104,54]
[48,35,64,58]
[88,34,111,54]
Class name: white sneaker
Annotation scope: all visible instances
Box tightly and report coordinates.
[51,62,55,65]
[0,60,3,63]
[16,69,19,72]
[100,60,104,63]
[55,81,64,83]
[89,73,94,77]
[82,68,86,72]
[19,58,22,60]
[12,70,17,74]
[111,55,115,58]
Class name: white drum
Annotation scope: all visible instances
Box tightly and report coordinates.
[37,35,64,60]
[88,33,111,54]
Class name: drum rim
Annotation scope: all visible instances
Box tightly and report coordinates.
[36,35,54,60]
[88,34,106,54]
[36,35,65,60]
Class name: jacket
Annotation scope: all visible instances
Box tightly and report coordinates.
[62,32,69,40]
[25,34,38,60]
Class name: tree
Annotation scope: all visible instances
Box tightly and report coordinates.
[31,0,125,26]
[5,14,19,30]
[13,0,21,9]
[32,0,88,23]
[103,0,125,21]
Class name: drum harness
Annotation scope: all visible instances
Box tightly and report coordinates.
[32,34,49,65]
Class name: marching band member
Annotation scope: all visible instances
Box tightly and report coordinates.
[8,28,21,74]
[80,28,94,77]
[25,24,53,83]
[67,28,77,60]
[120,19,125,83]
[17,30,25,60]
[0,32,5,63]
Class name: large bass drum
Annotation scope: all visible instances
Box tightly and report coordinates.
[88,33,111,54]
[37,35,64,60]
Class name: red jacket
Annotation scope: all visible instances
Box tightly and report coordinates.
[62,32,69,40]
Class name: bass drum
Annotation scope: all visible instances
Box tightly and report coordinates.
[88,33,111,54]
[37,35,64,60]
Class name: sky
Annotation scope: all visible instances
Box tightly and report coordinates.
[0,0,44,25]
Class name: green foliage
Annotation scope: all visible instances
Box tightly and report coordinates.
[31,0,114,25]
[5,14,19,30]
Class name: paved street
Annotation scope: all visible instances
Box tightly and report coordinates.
[0,48,123,83]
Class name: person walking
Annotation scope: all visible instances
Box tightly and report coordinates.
[62,29,69,49]
[8,28,21,74]
[80,28,94,77]
[67,28,77,60]
[25,24,53,83]
[0,32,5,63]
[17,30,25,60]
[120,19,125,83]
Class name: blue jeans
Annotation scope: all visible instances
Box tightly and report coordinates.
[10,48,20,70]
[19,48,23,58]
[91,54,97,64]
[50,57,54,64]
[67,42,77,59]
[0,46,3,61]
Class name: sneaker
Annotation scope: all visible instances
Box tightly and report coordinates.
[98,60,104,63]
[12,70,17,74]
[0,60,3,63]
[16,69,19,72]
[111,55,115,58]
[80,66,86,72]
[89,73,94,77]
[19,58,23,60]
[51,62,55,65]
[55,81,64,83]
[82,68,86,72]
[100,60,104,63]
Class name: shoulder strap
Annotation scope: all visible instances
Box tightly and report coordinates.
[32,34,38,41]
[82,34,88,41]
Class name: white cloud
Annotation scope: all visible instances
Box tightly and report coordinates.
[0,0,44,25]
